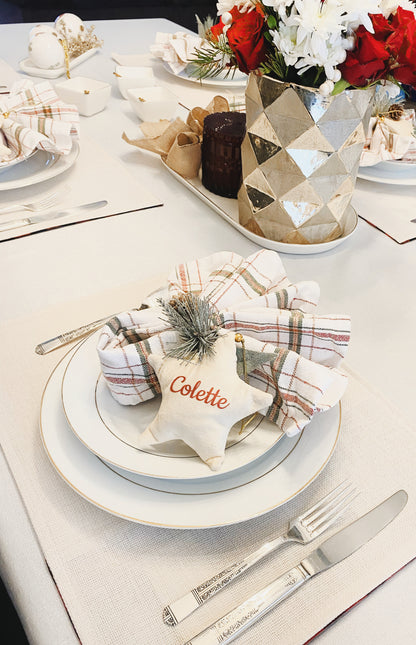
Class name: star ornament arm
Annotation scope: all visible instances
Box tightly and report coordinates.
[136,332,273,471]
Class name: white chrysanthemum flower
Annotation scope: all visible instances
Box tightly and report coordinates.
[342,0,381,32]
[263,0,295,17]
[379,0,416,16]
[216,0,256,15]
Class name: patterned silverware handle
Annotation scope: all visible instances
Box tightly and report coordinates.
[184,565,310,645]
[163,536,286,626]
[35,286,167,355]
[34,317,111,355]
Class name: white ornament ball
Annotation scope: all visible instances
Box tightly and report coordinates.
[222,12,233,25]
[55,13,84,39]
[28,33,65,70]
[29,24,58,41]
[331,69,342,83]
[319,80,335,97]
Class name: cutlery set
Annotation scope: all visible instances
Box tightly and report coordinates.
[161,488,407,644]
[0,200,108,233]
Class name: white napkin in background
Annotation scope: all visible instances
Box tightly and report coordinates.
[361,110,415,167]
[150,31,204,74]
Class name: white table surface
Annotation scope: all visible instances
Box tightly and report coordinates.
[0,17,415,645]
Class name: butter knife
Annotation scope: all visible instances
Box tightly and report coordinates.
[185,490,407,645]
[0,200,108,233]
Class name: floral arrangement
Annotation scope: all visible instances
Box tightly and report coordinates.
[192,0,416,95]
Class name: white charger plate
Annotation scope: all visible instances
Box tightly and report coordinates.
[162,161,358,255]
[61,330,286,480]
[41,347,341,528]
[0,142,79,191]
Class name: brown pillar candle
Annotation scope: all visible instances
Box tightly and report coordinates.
[201,112,246,198]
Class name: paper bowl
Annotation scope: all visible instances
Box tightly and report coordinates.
[127,86,178,121]
[115,65,155,99]
[55,76,111,117]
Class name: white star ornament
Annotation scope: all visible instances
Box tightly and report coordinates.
[136,332,273,471]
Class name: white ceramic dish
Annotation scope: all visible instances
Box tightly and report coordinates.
[127,86,178,121]
[19,47,99,79]
[0,141,79,191]
[115,65,155,99]
[41,348,341,528]
[55,76,111,116]
[163,61,247,87]
[161,161,358,255]
[61,331,286,480]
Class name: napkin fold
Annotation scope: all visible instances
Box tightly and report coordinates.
[0,80,79,165]
[122,96,230,178]
[360,109,416,167]
[150,31,204,75]
[97,250,351,438]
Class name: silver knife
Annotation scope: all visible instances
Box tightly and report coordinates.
[0,200,108,233]
[184,490,407,645]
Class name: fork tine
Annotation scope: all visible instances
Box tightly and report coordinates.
[307,490,359,536]
[299,480,351,522]
[301,481,353,526]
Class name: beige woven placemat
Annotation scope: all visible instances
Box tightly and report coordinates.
[0,278,415,645]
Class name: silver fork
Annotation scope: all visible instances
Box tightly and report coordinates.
[163,481,357,626]
[0,188,67,215]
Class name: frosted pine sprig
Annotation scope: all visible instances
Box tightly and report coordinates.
[158,294,221,362]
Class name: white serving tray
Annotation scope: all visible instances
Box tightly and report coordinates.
[162,161,358,255]
[19,47,99,79]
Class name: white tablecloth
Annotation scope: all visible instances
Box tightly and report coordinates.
[0,18,415,645]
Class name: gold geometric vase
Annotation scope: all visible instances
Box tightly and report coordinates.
[238,74,375,244]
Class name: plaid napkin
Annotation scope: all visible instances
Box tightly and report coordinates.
[0,80,79,165]
[97,250,351,438]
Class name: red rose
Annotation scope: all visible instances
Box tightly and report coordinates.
[387,7,416,88]
[225,7,268,74]
[339,22,390,87]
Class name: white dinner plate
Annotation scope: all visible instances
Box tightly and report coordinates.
[0,142,79,191]
[0,149,37,174]
[162,161,358,255]
[162,61,247,87]
[61,330,286,480]
[357,160,416,185]
[41,348,341,528]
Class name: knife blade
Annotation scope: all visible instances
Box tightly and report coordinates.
[185,490,407,645]
[0,200,108,233]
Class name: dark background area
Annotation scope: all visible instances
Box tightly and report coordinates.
[0,0,215,29]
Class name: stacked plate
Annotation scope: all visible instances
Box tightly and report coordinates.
[0,143,79,191]
[41,328,341,529]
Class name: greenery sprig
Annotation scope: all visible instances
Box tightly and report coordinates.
[187,34,236,80]
[159,293,221,362]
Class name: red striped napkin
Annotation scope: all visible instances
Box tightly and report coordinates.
[0,79,79,166]
[97,250,351,437]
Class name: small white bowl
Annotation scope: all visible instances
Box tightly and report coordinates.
[55,76,111,117]
[115,65,155,99]
[127,86,178,121]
